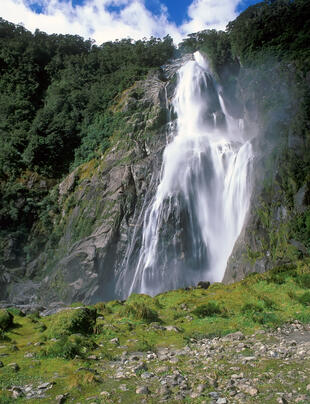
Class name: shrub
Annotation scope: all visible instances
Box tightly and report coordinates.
[296,311,310,323]
[42,335,97,359]
[173,312,184,320]
[297,273,310,289]
[34,322,47,332]
[241,302,280,325]
[259,295,277,310]
[192,302,222,318]
[267,273,289,285]
[267,264,297,284]
[0,309,13,331]
[0,393,15,403]
[28,312,40,323]
[135,337,155,352]
[251,312,280,326]
[121,302,160,323]
[241,302,264,314]
[153,298,163,309]
[298,292,310,306]
[105,300,124,313]
[43,336,82,359]
[287,290,297,300]
[48,307,97,337]
[94,302,112,315]
[7,307,25,317]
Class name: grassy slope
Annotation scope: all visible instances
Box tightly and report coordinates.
[0,261,309,403]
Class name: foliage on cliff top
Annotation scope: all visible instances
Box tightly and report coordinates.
[179,0,310,81]
[0,19,174,247]
[0,18,174,181]
[227,0,310,69]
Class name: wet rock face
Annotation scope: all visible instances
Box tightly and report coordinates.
[1,66,177,305]
[223,62,310,284]
[43,71,171,304]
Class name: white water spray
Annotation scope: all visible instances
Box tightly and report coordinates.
[117,52,253,297]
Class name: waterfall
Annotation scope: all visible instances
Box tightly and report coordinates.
[117,52,253,297]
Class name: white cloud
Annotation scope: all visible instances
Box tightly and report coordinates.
[181,0,240,34]
[0,0,241,44]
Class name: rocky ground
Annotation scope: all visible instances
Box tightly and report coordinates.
[1,321,310,403]
[1,264,310,403]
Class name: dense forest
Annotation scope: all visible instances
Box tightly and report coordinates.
[1,0,310,284]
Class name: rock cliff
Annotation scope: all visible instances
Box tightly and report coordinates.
[1,54,309,306]
[224,61,310,283]
[0,60,188,305]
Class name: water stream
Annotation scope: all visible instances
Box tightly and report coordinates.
[117,52,253,297]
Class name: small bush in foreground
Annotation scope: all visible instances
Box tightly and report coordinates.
[297,273,310,289]
[296,311,310,323]
[7,307,25,317]
[266,264,297,285]
[298,291,310,306]
[241,302,280,325]
[0,309,13,331]
[192,302,222,318]
[121,302,160,323]
[42,336,82,359]
[135,337,155,352]
[41,335,97,359]
[48,307,97,337]
[241,302,264,314]
[252,312,280,326]
[259,294,277,309]
[0,392,15,403]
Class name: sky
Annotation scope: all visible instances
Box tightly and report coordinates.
[1,0,261,44]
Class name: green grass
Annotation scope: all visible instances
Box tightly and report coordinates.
[297,273,310,288]
[40,335,96,360]
[298,291,310,306]
[0,259,309,402]
[47,307,97,338]
[117,294,162,325]
[192,301,222,317]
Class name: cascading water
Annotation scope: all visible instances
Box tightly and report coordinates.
[117,52,253,297]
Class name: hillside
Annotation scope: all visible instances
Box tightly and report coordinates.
[0,264,310,403]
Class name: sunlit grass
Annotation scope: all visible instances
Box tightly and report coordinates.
[0,260,309,402]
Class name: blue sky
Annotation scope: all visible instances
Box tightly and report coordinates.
[1,0,262,44]
[28,0,261,25]
[146,0,261,25]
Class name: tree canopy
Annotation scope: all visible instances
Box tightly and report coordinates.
[0,18,175,237]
